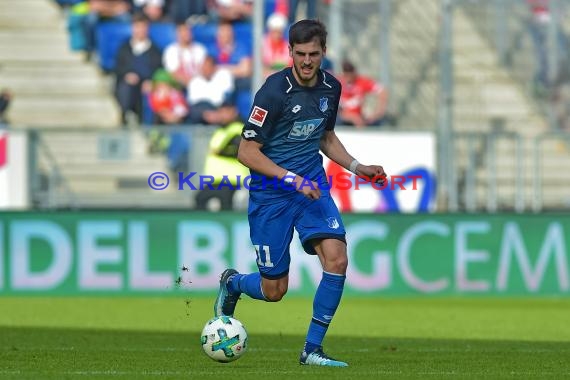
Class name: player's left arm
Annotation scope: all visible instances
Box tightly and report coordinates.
[320,130,387,183]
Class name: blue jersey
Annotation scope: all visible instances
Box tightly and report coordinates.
[242,67,342,204]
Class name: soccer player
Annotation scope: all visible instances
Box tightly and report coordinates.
[214,19,386,367]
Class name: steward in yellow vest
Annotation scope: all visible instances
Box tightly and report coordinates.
[195,121,249,210]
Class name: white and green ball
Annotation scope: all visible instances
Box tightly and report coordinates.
[201,316,248,363]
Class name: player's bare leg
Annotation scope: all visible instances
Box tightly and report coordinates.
[260,276,289,301]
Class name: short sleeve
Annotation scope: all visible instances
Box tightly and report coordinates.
[162,45,178,73]
[241,82,281,144]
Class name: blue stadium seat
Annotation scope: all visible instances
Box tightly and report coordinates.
[142,94,154,125]
[192,22,253,54]
[233,22,252,53]
[96,22,177,72]
[95,21,131,72]
[264,0,278,19]
[192,23,217,47]
[56,0,84,5]
[236,90,253,122]
[149,22,176,51]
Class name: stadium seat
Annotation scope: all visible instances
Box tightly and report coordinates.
[233,22,253,53]
[192,22,253,54]
[96,22,175,72]
[192,23,217,47]
[149,22,176,51]
[56,0,84,5]
[264,0,278,19]
[141,94,155,125]
[95,21,131,72]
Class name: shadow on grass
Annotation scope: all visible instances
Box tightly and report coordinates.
[1,326,569,379]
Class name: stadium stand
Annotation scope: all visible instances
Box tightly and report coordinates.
[337,0,569,210]
[96,21,177,73]
[0,0,120,127]
[4,0,569,210]
[93,20,253,121]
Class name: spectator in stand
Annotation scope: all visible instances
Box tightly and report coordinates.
[162,22,208,87]
[187,55,237,125]
[527,0,569,93]
[148,69,188,125]
[288,0,316,23]
[262,12,291,77]
[147,69,190,172]
[83,0,131,60]
[196,119,249,211]
[114,13,162,125]
[209,0,253,23]
[209,21,252,91]
[168,0,209,24]
[131,0,167,22]
[337,60,393,128]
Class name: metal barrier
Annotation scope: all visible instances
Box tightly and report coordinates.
[533,131,570,212]
[28,130,78,210]
[22,126,569,212]
[26,126,214,210]
[448,131,524,213]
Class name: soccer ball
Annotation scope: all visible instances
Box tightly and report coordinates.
[201,316,248,362]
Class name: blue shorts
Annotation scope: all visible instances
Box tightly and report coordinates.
[247,193,346,279]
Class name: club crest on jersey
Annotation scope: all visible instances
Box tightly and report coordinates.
[288,118,324,141]
[327,217,340,229]
[319,97,328,112]
[248,106,268,127]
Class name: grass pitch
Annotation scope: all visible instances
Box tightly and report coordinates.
[0,296,569,379]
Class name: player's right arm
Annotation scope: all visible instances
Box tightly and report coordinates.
[237,139,289,181]
[238,77,321,199]
[237,139,321,199]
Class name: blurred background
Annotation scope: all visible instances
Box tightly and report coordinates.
[0,0,569,297]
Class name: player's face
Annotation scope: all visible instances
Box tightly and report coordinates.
[290,37,325,87]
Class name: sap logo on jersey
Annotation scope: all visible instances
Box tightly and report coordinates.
[288,118,324,141]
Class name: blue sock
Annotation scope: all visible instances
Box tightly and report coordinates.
[229,273,266,300]
[304,271,346,351]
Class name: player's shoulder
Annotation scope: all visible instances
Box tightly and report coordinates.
[320,70,342,94]
[258,68,296,96]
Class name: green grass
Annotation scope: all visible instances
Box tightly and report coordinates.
[1,297,570,379]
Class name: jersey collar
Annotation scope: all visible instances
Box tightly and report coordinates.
[286,67,330,90]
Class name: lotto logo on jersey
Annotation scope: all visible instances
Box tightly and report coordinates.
[287,118,324,141]
[248,106,268,127]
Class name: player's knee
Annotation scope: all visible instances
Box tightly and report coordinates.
[330,255,348,274]
[263,284,288,302]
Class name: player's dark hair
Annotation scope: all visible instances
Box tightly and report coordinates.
[288,19,327,49]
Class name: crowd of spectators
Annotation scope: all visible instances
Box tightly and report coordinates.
[54,0,395,171]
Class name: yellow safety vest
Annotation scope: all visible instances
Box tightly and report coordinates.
[203,122,249,185]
